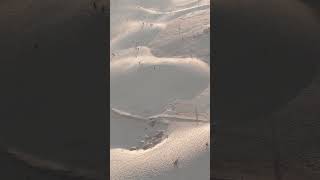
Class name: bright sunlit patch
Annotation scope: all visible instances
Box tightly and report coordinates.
[111,55,209,75]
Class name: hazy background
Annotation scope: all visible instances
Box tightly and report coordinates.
[0,0,108,179]
[212,0,320,179]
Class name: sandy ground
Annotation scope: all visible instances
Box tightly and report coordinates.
[110,0,210,179]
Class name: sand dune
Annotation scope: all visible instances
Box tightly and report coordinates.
[111,57,209,116]
[110,0,210,179]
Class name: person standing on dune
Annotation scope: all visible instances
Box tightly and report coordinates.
[195,106,199,125]
[173,158,179,168]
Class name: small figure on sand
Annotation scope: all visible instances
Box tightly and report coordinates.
[195,106,199,125]
[149,119,156,127]
[173,158,179,168]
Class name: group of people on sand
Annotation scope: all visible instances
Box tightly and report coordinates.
[137,61,160,72]
[141,21,154,30]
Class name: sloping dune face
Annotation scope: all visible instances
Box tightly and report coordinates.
[111,58,209,116]
[110,0,210,179]
[111,123,210,180]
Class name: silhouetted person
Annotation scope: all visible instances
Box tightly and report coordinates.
[149,120,156,127]
[173,158,179,168]
[136,47,140,58]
